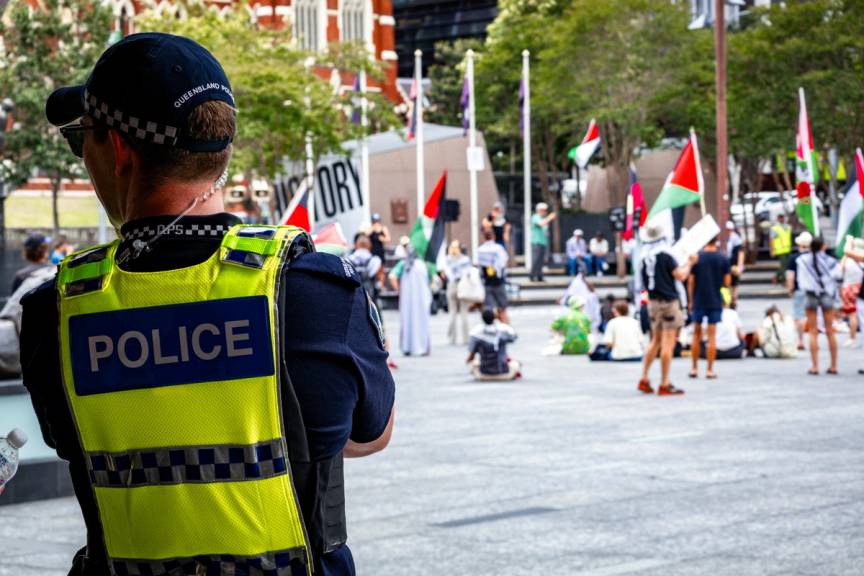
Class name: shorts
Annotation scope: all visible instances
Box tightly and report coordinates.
[692,307,722,324]
[792,290,806,320]
[804,291,835,311]
[841,284,860,314]
[484,283,508,311]
[649,299,684,333]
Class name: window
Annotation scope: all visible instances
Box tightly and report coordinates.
[293,0,323,51]
[341,0,368,43]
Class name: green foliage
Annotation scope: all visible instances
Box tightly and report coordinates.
[137,1,400,179]
[425,39,482,127]
[0,0,112,232]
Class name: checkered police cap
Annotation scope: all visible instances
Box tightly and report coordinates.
[46,33,235,152]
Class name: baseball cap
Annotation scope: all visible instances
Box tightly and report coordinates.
[46,33,235,152]
[795,231,813,247]
[24,233,50,252]
[371,213,381,222]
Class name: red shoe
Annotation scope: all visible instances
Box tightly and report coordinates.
[638,379,654,394]
[658,384,685,396]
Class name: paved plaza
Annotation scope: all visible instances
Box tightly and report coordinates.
[3,300,864,575]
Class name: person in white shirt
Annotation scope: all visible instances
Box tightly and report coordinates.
[588,231,610,276]
[591,301,644,361]
[565,229,588,276]
[834,254,863,347]
[477,230,511,324]
[442,241,473,345]
[755,306,798,359]
[707,304,746,359]
[796,236,838,375]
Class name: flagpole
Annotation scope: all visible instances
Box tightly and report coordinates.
[800,87,820,237]
[415,49,425,219]
[359,69,371,226]
[691,127,706,217]
[467,49,479,262]
[304,57,315,231]
[522,49,532,272]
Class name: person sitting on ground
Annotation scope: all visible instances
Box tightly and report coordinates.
[755,305,798,358]
[599,293,616,333]
[561,272,601,333]
[702,288,746,360]
[466,309,521,380]
[590,300,644,362]
[551,295,592,355]
[11,234,53,295]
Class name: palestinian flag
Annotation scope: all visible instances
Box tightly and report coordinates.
[569,119,600,169]
[623,167,647,241]
[409,170,447,268]
[313,222,348,256]
[648,129,704,219]
[795,88,819,235]
[282,181,311,232]
[835,148,864,257]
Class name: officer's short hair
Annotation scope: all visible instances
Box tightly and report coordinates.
[94,101,234,187]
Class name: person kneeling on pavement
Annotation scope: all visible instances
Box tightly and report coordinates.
[755,305,798,358]
[590,300,644,361]
[551,296,592,355]
[466,310,521,380]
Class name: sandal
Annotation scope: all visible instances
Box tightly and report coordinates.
[826,368,839,375]
[688,370,698,379]
[807,369,819,375]
[706,373,717,380]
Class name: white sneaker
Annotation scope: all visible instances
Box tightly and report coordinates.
[844,339,860,349]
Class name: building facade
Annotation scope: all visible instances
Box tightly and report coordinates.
[105,0,400,101]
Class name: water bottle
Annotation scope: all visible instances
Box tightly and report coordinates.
[0,428,28,494]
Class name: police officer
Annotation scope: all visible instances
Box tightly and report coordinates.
[22,33,394,576]
[769,213,792,283]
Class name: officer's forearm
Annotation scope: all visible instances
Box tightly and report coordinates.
[344,409,394,458]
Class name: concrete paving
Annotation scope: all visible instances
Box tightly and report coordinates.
[3,299,864,575]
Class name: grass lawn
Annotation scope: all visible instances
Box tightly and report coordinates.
[5,194,101,228]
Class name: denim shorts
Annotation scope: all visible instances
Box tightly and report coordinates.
[692,307,722,324]
[792,290,806,320]
[804,291,835,311]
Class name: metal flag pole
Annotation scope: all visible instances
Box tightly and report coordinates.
[359,69,371,226]
[414,49,425,218]
[304,57,315,231]
[467,49,479,261]
[522,49,532,272]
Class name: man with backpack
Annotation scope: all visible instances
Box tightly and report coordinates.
[477,229,510,324]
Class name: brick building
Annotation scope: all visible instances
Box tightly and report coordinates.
[105,0,400,101]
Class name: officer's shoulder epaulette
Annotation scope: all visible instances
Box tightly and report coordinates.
[287,252,361,287]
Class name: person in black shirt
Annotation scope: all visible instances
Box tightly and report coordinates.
[638,224,696,396]
[688,236,731,379]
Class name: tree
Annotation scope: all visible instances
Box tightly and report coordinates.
[136,1,400,180]
[0,0,112,235]
[425,38,482,127]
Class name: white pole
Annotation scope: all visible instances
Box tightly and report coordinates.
[467,49,479,262]
[305,134,315,232]
[97,206,107,244]
[359,69,371,226]
[522,49,532,272]
[414,49,425,218]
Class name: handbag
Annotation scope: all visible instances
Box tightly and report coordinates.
[457,267,485,303]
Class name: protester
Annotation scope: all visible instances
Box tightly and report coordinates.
[530,202,556,282]
[477,229,511,324]
[389,241,432,356]
[565,229,588,276]
[769,213,792,283]
[50,236,75,265]
[786,232,812,350]
[590,301,644,361]
[11,233,53,295]
[561,272,601,333]
[588,231,610,276]
[702,289,746,360]
[347,233,382,300]
[599,293,616,333]
[688,235,731,379]
[796,236,839,375]
[466,309,521,380]
[756,305,798,358]
[638,224,696,395]
[834,253,862,347]
[442,240,473,345]
[839,245,864,375]
[551,295,591,355]
[368,213,391,262]
[726,221,745,306]
[482,202,511,251]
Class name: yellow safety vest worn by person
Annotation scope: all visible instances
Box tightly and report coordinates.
[771,224,792,256]
[57,225,312,576]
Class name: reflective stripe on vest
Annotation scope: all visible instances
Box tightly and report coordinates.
[57,225,312,575]
[771,224,792,255]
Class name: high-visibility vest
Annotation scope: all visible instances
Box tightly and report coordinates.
[57,225,312,576]
[771,224,792,256]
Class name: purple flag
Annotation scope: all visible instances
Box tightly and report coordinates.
[407,79,417,140]
[460,75,470,136]
[518,79,525,136]
[351,74,361,126]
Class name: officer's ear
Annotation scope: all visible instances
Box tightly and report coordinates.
[108,129,134,178]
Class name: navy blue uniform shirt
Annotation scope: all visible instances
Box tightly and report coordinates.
[20,213,395,576]
[691,250,730,310]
